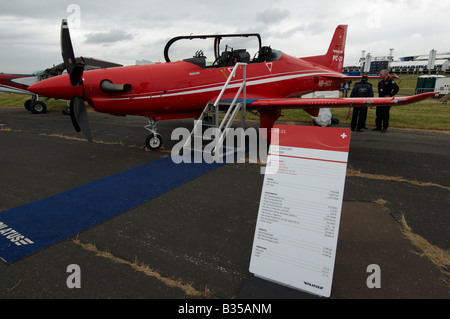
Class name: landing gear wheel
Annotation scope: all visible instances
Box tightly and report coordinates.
[30,101,47,114]
[62,106,70,115]
[24,99,32,111]
[145,133,163,151]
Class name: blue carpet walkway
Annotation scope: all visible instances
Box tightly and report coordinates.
[0,156,222,263]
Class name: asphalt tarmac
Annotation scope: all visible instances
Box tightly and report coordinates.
[0,106,449,301]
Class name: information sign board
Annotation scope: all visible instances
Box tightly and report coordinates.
[249,124,351,297]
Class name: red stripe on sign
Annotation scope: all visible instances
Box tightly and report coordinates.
[271,125,351,152]
[269,154,348,164]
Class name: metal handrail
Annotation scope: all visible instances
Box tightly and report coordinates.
[182,62,247,153]
[218,84,244,132]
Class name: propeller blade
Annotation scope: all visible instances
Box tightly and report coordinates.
[62,20,90,141]
[61,19,75,73]
[61,19,85,86]
[69,99,81,133]
[70,97,93,143]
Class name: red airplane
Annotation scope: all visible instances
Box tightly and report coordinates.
[1,59,122,115]
[28,20,435,150]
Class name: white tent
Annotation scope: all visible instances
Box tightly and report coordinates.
[390,60,449,72]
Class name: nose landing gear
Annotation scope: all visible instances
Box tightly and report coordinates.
[144,118,163,151]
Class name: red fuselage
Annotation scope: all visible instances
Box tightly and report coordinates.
[28,51,344,120]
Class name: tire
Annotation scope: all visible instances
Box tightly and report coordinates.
[30,101,47,114]
[145,133,163,151]
[62,106,70,115]
[24,99,32,111]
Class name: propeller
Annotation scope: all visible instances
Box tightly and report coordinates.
[61,19,85,86]
[60,19,93,143]
[70,96,93,142]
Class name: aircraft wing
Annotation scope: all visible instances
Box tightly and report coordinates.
[0,73,37,94]
[246,92,436,109]
[44,57,123,76]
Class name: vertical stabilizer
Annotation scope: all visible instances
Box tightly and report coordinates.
[302,25,347,73]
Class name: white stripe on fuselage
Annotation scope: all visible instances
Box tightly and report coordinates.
[93,70,336,102]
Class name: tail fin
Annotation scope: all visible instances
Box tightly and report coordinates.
[302,25,347,73]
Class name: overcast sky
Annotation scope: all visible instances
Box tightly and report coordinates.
[1,0,449,73]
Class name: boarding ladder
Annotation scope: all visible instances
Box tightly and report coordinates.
[182,62,247,159]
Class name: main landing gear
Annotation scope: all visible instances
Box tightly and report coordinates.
[144,118,163,151]
[24,96,50,114]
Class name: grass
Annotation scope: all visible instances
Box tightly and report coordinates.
[73,238,214,297]
[1,74,449,131]
[0,93,69,111]
[309,102,450,131]
[399,215,450,281]
[263,74,450,131]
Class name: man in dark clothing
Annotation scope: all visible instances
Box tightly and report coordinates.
[350,74,373,132]
[374,69,399,133]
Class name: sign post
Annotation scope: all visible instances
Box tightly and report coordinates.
[249,124,351,297]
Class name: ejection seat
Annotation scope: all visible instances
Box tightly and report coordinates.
[214,48,251,67]
[183,50,207,68]
[253,46,273,63]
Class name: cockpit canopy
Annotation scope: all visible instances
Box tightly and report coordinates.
[163,33,281,68]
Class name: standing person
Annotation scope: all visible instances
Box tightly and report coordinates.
[342,80,352,97]
[374,69,399,133]
[350,73,373,132]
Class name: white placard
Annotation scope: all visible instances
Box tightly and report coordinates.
[249,125,351,297]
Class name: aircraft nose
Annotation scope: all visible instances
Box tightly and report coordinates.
[28,74,84,100]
